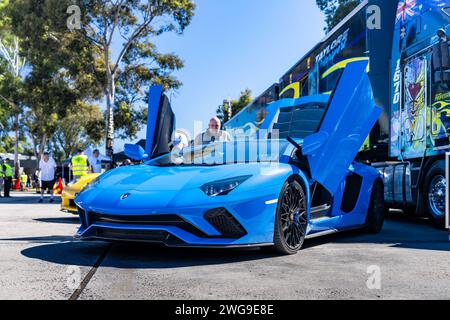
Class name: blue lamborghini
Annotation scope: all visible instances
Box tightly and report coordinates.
[75,61,385,254]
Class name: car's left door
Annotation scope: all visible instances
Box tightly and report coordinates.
[146,85,176,159]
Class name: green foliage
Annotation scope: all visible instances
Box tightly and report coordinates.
[114,41,185,139]
[76,0,196,152]
[3,0,105,158]
[316,0,361,32]
[0,61,13,134]
[52,102,104,159]
[217,89,253,123]
[0,0,196,157]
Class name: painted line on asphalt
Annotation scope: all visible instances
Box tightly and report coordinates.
[68,244,112,300]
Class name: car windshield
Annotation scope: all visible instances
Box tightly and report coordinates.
[147,140,290,167]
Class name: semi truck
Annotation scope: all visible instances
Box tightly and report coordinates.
[226,0,450,227]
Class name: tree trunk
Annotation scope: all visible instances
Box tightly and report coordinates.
[104,43,115,164]
[13,112,20,178]
[30,132,39,168]
[105,88,115,161]
[38,134,47,161]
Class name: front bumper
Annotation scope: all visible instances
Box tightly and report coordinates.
[75,196,278,247]
[61,191,77,213]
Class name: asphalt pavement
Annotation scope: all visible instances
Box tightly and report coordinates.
[0,192,449,300]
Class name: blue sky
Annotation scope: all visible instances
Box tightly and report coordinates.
[115,0,325,150]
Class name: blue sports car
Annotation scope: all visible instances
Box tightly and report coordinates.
[75,61,385,254]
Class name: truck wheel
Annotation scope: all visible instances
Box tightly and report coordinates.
[272,180,308,255]
[424,162,446,228]
[365,179,385,234]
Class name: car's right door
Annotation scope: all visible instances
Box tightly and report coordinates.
[302,60,382,194]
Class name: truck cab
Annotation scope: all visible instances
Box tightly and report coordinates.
[384,1,450,226]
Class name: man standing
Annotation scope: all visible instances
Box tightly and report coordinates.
[0,157,4,197]
[88,149,104,174]
[71,149,88,180]
[1,158,13,198]
[38,152,57,203]
[194,117,232,146]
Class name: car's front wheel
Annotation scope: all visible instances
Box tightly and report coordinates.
[365,179,385,234]
[272,180,308,255]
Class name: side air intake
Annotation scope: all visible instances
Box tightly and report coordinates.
[204,208,247,239]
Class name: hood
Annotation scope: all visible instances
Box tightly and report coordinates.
[75,163,275,212]
[96,164,266,192]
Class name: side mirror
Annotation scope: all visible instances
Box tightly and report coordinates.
[124,144,149,161]
[302,131,329,156]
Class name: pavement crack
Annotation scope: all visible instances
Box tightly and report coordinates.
[68,244,112,300]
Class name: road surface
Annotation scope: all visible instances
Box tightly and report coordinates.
[1,192,449,300]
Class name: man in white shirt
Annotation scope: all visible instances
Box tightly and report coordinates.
[88,149,104,174]
[194,117,232,146]
[38,152,57,203]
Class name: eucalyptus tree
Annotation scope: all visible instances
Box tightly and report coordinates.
[0,36,26,177]
[74,0,196,158]
[316,0,362,32]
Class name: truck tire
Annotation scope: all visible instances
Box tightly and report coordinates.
[424,161,446,228]
[365,179,385,234]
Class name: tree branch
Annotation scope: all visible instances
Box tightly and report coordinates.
[107,0,127,46]
[0,93,16,107]
[112,14,156,76]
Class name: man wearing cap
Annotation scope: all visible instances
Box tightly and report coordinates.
[38,152,57,203]
[1,157,13,198]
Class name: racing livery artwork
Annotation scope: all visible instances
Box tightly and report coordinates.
[390,0,450,158]
[400,56,427,159]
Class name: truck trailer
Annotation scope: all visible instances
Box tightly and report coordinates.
[226,0,450,228]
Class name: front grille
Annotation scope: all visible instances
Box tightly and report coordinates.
[95,228,184,245]
[204,208,247,238]
[88,212,207,238]
[89,213,182,225]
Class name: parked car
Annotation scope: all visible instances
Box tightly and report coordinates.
[61,174,100,213]
[74,61,384,254]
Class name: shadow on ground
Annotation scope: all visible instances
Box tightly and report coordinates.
[17,214,450,269]
[34,217,79,225]
[0,194,61,205]
[0,235,75,243]
[21,241,278,269]
[304,213,450,252]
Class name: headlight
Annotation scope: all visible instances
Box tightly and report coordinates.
[67,179,78,187]
[201,175,252,197]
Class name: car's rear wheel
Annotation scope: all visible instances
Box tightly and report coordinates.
[273,180,308,255]
[365,179,385,234]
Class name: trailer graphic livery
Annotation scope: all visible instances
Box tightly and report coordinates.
[226,0,450,227]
